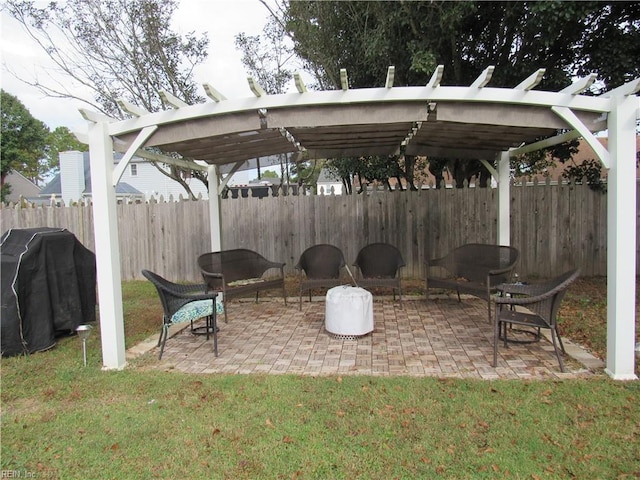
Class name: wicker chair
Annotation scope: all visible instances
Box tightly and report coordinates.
[296,244,346,310]
[492,269,581,372]
[142,270,219,359]
[425,243,520,324]
[197,249,287,324]
[353,243,406,306]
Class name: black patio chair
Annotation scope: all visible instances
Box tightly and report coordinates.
[492,268,581,372]
[295,244,346,310]
[142,270,219,359]
[353,243,406,306]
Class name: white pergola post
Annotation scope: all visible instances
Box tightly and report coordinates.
[497,151,511,246]
[88,121,126,370]
[208,164,222,251]
[605,94,638,380]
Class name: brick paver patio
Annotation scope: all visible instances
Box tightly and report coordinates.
[131,295,603,379]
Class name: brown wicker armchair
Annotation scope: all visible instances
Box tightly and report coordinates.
[142,270,218,359]
[493,268,580,372]
[353,243,405,306]
[296,244,346,310]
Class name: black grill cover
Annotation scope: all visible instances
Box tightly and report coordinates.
[1,228,96,357]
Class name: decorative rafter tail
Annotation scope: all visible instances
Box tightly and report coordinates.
[294,72,307,93]
[340,69,349,91]
[248,77,266,97]
[427,65,444,88]
[203,83,227,102]
[515,69,546,91]
[470,66,495,89]
[116,99,149,117]
[159,90,189,108]
[559,73,597,95]
[385,66,395,88]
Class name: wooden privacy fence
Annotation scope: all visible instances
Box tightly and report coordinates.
[1,179,620,282]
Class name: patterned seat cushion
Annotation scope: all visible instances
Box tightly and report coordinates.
[170,299,215,324]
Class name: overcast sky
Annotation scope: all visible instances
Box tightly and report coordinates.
[0,0,272,132]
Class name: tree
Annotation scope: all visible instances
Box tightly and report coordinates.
[4,0,210,199]
[235,17,294,95]
[45,126,88,174]
[1,90,49,201]
[274,1,639,187]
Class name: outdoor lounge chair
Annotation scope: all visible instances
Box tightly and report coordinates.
[353,243,406,306]
[142,270,219,359]
[197,249,287,324]
[493,268,580,372]
[425,243,520,324]
[296,244,346,310]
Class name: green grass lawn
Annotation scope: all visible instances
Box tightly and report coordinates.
[1,277,639,479]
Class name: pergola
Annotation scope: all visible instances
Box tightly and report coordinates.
[79,66,640,379]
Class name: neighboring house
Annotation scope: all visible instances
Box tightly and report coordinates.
[316,168,343,195]
[40,151,209,204]
[523,135,640,182]
[3,171,41,203]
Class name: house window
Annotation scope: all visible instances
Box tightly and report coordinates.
[130,164,138,176]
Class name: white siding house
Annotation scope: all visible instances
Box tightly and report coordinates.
[316,168,343,195]
[41,151,209,203]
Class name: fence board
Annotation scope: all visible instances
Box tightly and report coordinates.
[1,181,624,282]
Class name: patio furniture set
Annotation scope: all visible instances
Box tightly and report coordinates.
[143,243,580,372]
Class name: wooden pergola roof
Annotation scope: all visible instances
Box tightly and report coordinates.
[97,66,611,171]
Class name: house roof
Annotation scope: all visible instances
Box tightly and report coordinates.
[3,171,41,202]
[317,168,341,184]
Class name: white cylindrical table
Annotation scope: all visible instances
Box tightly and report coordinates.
[325,285,374,338]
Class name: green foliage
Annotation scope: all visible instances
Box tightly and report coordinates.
[44,126,87,173]
[260,169,280,179]
[0,90,48,198]
[563,159,607,193]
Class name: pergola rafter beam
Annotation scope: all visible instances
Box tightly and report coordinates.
[470,66,495,88]
[203,83,227,102]
[248,76,266,97]
[385,66,395,88]
[508,130,582,157]
[160,90,189,108]
[117,99,149,117]
[516,69,546,91]
[560,73,597,95]
[340,69,349,91]
[133,149,208,172]
[294,72,307,93]
[427,65,444,88]
[601,77,640,98]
